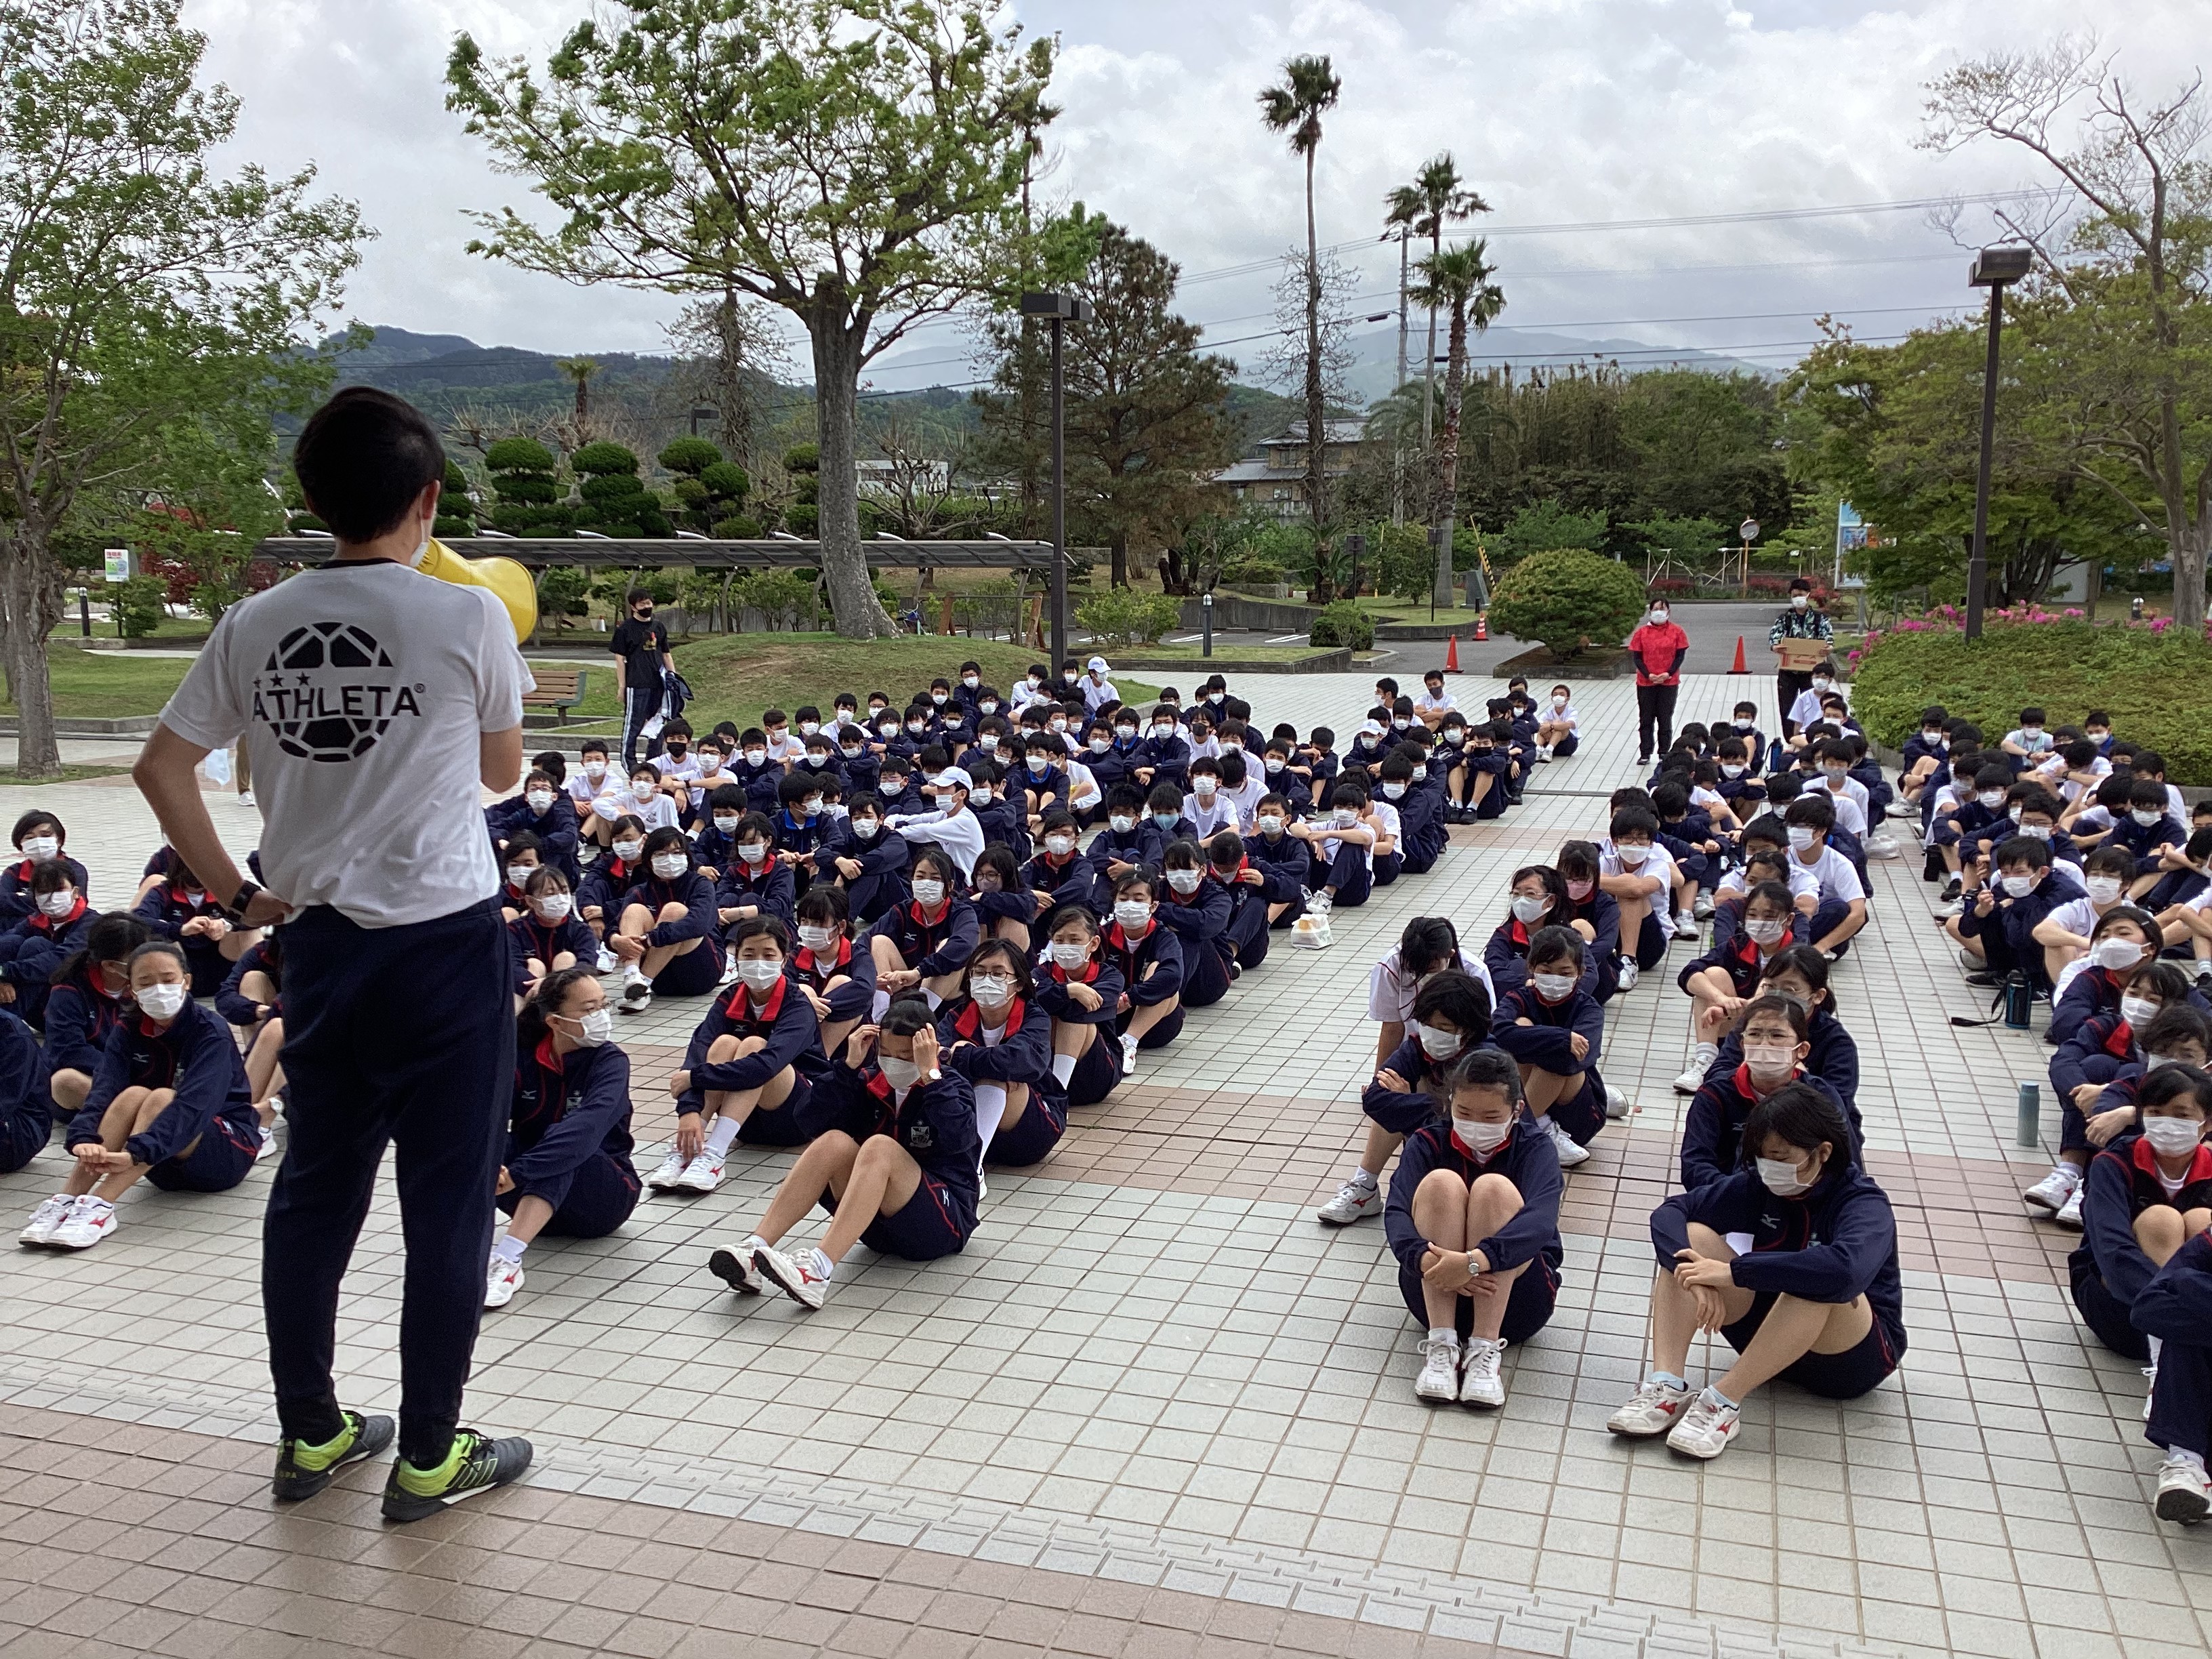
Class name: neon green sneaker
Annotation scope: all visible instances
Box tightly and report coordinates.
[272,1410,395,1501]
[379,1429,534,1523]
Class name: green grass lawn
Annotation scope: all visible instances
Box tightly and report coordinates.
[4,649,193,718]
[1120,641,1340,661]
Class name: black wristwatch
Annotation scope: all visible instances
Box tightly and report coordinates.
[225,880,263,924]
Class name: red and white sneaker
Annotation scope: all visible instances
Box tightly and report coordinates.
[18,1194,74,1248]
[52,1195,118,1250]
[1666,1393,1741,1460]
[754,1242,830,1310]
[483,1254,524,1309]
[676,1153,726,1193]
[1606,1378,1692,1437]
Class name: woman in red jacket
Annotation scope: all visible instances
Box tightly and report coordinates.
[1627,598,1689,766]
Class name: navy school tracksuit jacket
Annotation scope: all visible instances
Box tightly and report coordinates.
[810,1057,981,1237]
[1490,982,1607,1145]
[672,975,829,1122]
[64,998,255,1169]
[0,898,91,1027]
[864,895,981,981]
[0,855,88,926]
[715,857,798,931]
[1362,1036,1467,1136]
[933,994,1053,1094]
[505,1038,636,1193]
[1385,1114,1564,1286]
[487,794,581,881]
[1101,920,1182,1011]
[214,940,280,1028]
[2075,1134,2212,1307]
[787,937,878,1027]
[1680,1063,1855,1194]
[1033,956,1126,1036]
[1711,1006,1862,1115]
[43,967,125,1081]
[508,913,601,993]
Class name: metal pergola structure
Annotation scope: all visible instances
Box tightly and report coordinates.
[247,536,1063,572]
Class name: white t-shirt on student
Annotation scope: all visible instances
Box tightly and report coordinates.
[1791,846,1866,906]
[2041,896,2110,940]
[1818,779,1868,838]
[1367,947,1496,1025]
[1322,802,1399,871]
[159,561,531,928]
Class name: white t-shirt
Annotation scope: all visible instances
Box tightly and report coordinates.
[1544,701,1578,731]
[1183,792,1239,838]
[1366,947,1496,1024]
[594,783,680,831]
[1818,779,1868,838]
[2041,897,2107,940]
[567,764,613,810]
[159,562,530,928]
[1790,846,1866,905]
[1414,689,1456,718]
[1717,863,1821,903]
[1322,802,1399,871]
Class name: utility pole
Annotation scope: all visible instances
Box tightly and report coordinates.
[1389,226,1410,525]
[1965,246,2031,640]
[1019,291,1093,676]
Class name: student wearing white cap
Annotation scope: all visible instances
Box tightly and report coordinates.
[1080,657,1118,713]
[886,767,985,880]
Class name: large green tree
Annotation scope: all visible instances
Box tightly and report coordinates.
[977,218,1237,588]
[446,0,1055,638]
[1384,153,1488,526]
[1257,54,1341,546]
[0,0,365,775]
[1408,239,1504,602]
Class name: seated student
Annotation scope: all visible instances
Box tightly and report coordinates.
[45,915,150,1125]
[488,769,581,884]
[611,827,722,1011]
[2031,846,2141,983]
[704,998,980,1309]
[819,792,908,927]
[1180,756,1236,840]
[2133,1201,2212,1523]
[1608,1085,1903,1458]
[2048,1005,2212,1235]
[936,939,1057,1167]
[1711,840,1816,937]
[1086,787,1159,905]
[1019,813,1092,936]
[0,1005,53,1178]
[568,739,617,841]
[2051,905,2172,1042]
[649,917,827,1196]
[1140,780,1192,849]
[684,736,741,831]
[509,867,596,998]
[1674,882,1803,1092]
[1035,905,1127,1106]
[1453,722,1514,823]
[968,844,1038,951]
[1492,927,1614,1168]
[2045,960,2195,1210]
[483,969,639,1309]
[1285,781,1391,914]
[864,847,977,1014]
[1722,699,1767,776]
[576,816,647,956]
[1103,871,1185,1073]
[790,885,876,1059]
[690,785,747,880]
[1380,751,1447,874]
[1701,944,1861,1118]
[1205,829,1273,977]
[2068,1063,2212,1380]
[1539,842,1620,1006]
[1779,795,1869,959]
[133,855,258,996]
[770,770,829,888]
[1240,796,1311,930]
[18,941,260,1251]
[2105,781,2188,874]
[713,811,798,935]
[2143,817,2212,915]
[1319,970,1494,1227]
[1931,762,2017,892]
[1599,807,1675,991]
[1156,838,1233,1009]
[213,931,287,1125]
[1485,867,1587,1002]
[1365,915,1498,1071]
[0,811,87,926]
[1388,1048,1564,1407]
[0,862,91,1028]
[598,760,683,844]
[1680,994,1854,1193]
[1533,684,1578,761]
[1998,703,2055,773]
[495,830,548,921]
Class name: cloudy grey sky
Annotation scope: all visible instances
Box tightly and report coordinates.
[188,0,2200,386]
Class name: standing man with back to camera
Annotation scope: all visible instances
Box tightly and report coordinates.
[134,386,537,1522]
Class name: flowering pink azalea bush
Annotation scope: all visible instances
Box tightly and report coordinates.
[1851,600,2198,669]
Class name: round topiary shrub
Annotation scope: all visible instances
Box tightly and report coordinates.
[658,436,722,476]
[1308,600,1374,650]
[1486,548,1646,659]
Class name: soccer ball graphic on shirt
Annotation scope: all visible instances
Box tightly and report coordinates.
[260,621,409,762]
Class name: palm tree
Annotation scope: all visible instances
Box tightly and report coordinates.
[1385,155,1490,529]
[1258,55,1342,554]
[1409,239,1506,604]
[555,356,599,441]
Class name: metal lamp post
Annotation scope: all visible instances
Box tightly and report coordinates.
[1965,246,2033,640]
[1201,590,1214,657]
[1019,291,1094,674]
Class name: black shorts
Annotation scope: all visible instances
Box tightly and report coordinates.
[1397,1254,1559,1346]
[735,1073,816,1147]
[986,1089,1065,1168]
[820,1170,973,1261]
[2069,1251,2152,1361]
[144,1114,258,1194]
[1721,1292,1900,1400]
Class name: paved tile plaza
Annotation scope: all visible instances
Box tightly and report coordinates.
[2,671,2206,1659]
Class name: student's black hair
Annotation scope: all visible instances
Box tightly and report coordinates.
[1505,866,1565,920]
[523,864,571,899]
[1555,840,1599,882]
[1397,916,1464,977]
[777,771,819,808]
[2141,1005,2212,1062]
[642,825,691,863]
[516,965,601,1051]
[964,937,1034,999]
[2087,902,2156,943]
[1448,1046,1522,1106]
[1310,724,1336,748]
[1782,794,1834,832]
[1743,880,1795,917]
[729,811,774,846]
[1738,1081,1856,1172]
[729,914,792,955]
[1409,968,1492,1036]
[1994,835,2051,872]
[1042,903,1100,946]
[706,783,746,815]
[761,708,788,728]
[1608,805,1660,840]
[2093,773,2135,811]
[10,809,61,846]
[1736,991,1814,1044]
[2138,1063,2212,1118]
[1919,704,1949,726]
[2124,961,2192,1005]
[795,883,850,927]
[2061,738,2097,769]
[662,717,693,741]
[2189,825,2212,865]
[531,750,567,784]
[579,737,609,758]
[607,813,648,844]
[1332,779,1370,809]
[1218,751,1248,790]
[27,860,73,897]
[1113,868,1158,901]
[1161,836,1205,872]
[1651,778,1691,817]
[1105,783,1145,812]
[1145,781,1183,815]
[128,938,189,980]
[1525,924,1585,972]
[2129,779,2170,812]
[54,912,152,989]
[1205,830,1245,869]
[1758,943,1835,1016]
[909,846,958,887]
[2081,844,2137,880]
[1763,771,1803,806]
[1187,754,1221,781]
[971,843,1021,891]
[292,388,445,542]
[1378,752,1414,783]
[2019,705,2045,724]
[2136,750,2167,775]
[879,996,936,1040]
[504,829,544,863]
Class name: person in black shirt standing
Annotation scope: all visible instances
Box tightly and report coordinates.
[611,590,673,771]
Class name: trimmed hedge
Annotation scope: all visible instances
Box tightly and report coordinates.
[1849,618,2212,785]
[1309,600,1374,650]
[1487,548,1645,659]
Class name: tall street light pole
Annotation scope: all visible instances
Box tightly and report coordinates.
[1965,245,2032,640]
[1020,291,1093,674]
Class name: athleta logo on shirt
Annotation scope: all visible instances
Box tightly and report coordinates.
[253,622,423,762]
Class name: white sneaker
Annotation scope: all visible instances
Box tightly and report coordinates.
[484,1254,524,1309]
[1666,1392,1741,1460]
[1616,957,1639,991]
[718,950,738,988]
[620,981,652,1012]
[1606,1378,1692,1437]
[676,1152,726,1193]
[1692,895,1715,920]
[1933,898,1964,919]
[1673,915,1700,940]
[707,1244,764,1295]
[1307,889,1332,919]
[1315,1178,1383,1226]
[256,1126,277,1162]
[237,790,255,807]
[646,1148,691,1189]
[1545,1115,1591,1168]
[2024,1165,2080,1214]
[18,1194,74,1248]
[596,947,618,973]
[2055,1184,2086,1230]
[52,1195,117,1250]
[1605,1084,1630,1120]
[1674,1062,1708,1095]
[1119,1033,1139,1076]
[1414,1336,1460,1402]
[1459,1337,1506,1408]
[755,1242,829,1310]
[2155,1452,2211,1524]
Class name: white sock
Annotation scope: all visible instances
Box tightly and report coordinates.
[922,987,943,1010]
[743,1233,769,1253]
[806,1247,836,1280]
[492,1233,527,1265]
[1650,1370,1689,1392]
[1691,1042,1718,1066]
[1427,1328,1458,1347]
[1050,1053,1078,1086]
[1700,1384,1738,1412]
[1347,1168,1378,1189]
[2169,1446,2206,1473]
[972,1082,1007,1137]
[703,1115,741,1156]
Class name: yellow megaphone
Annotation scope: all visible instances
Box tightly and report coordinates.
[418,537,537,644]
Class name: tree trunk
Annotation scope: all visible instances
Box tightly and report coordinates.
[810,312,896,638]
[1111,536,1127,590]
[1435,306,1469,606]
[0,533,64,777]
[1303,146,1328,546]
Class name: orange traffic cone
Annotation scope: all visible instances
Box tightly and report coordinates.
[1728,634,1748,674]
[1474,613,1488,642]
[1444,634,1460,672]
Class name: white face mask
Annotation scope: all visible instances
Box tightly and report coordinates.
[1193,779,1216,796]
[1257,814,1285,836]
[1414,1021,1462,1061]
[1743,1042,1798,1082]
[1721,764,1744,779]
[842,744,864,760]
[1648,609,1668,626]
[745,750,766,767]
[1976,790,2005,808]
[1509,894,1549,924]
[584,760,608,779]
[1330,808,1357,829]
[851,819,879,840]
[1756,1155,1814,1197]
[2091,937,2144,971]
[1045,834,1076,857]
[526,791,554,814]
[532,893,573,922]
[1786,826,1816,853]
[1109,814,1136,834]
[2001,874,2036,898]
[1166,868,1202,894]
[736,958,783,991]
[801,798,823,818]
[1115,725,1136,740]
[1616,842,1651,866]
[2142,1115,2206,1157]
[2085,876,2125,905]
[2133,809,2165,827]
[1153,726,1173,741]
[970,973,1012,1006]
[1050,717,1067,733]
[1265,756,1286,773]
[1791,594,1808,610]
[1089,736,1111,754]
[37,890,75,918]
[1453,1115,1512,1155]
[979,734,1000,752]
[651,853,689,880]
[2121,994,2160,1028]
[1531,972,1576,1002]
[632,780,658,800]
[1048,940,1090,969]
[612,840,644,863]
[1552,695,1568,708]
[135,981,188,1021]
[962,676,979,689]
[910,879,945,907]
[569,1006,613,1047]
[735,842,768,866]
[506,864,535,889]
[1382,782,1407,800]
[878,1054,921,1092]
[798,721,819,736]
[1744,916,1788,947]
[798,924,835,952]
[1113,900,1152,932]
[1812,677,1833,691]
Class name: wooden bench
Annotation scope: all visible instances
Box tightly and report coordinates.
[523,666,590,723]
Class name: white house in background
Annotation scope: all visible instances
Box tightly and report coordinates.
[1210,419,1372,516]
[857,457,952,499]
